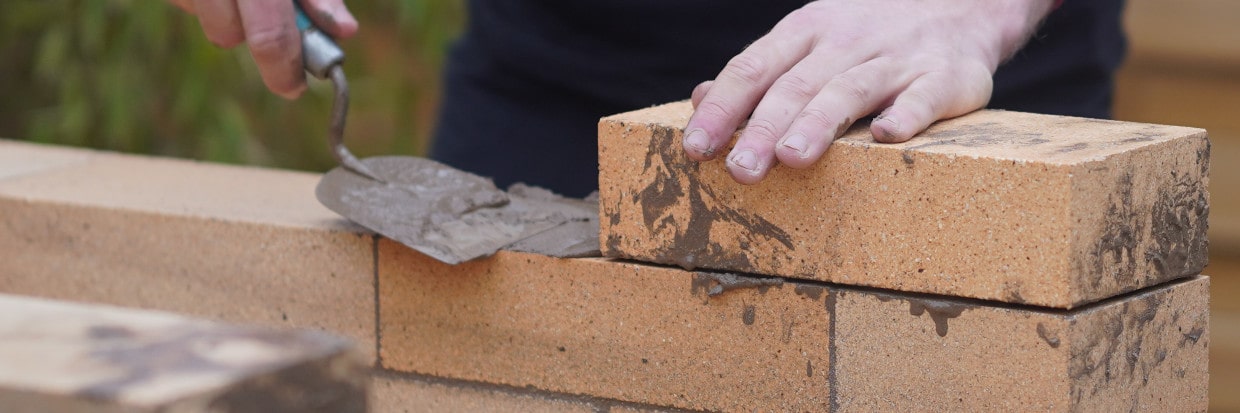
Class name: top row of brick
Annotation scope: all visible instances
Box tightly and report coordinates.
[597,101,1209,309]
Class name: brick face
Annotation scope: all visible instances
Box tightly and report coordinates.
[0,151,377,361]
[378,244,1208,412]
[378,240,832,412]
[833,277,1208,412]
[598,102,1209,308]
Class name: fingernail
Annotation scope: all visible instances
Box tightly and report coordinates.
[684,129,714,157]
[336,3,358,27]
[315,9,339,31]
[876,113,899,131]
[780,133,809,158]
[728,149,760,173]
[874,114,901,141]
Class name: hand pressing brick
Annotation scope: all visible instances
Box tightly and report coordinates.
[599,102,1209,308]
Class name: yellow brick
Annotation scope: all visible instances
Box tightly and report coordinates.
[598,102,1209,308]
[379,241,832,412]
[0,151,376,361]
[379,245,1208,412]
[834,276,1208,412]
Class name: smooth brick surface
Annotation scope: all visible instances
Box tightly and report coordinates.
[0,293,368,413]
[599,102,1210,308]
[379,241,833,412]
[379,247,1209,412]
[0,149,377,361]
[0,139,95,181]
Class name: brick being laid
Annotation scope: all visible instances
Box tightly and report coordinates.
[598,101,1210,308]
[378,244,1208,412]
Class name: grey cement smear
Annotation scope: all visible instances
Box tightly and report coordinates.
[504,185,600,258]
[317,156,600,264]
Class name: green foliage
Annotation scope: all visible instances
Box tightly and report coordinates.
[0,0,464,171]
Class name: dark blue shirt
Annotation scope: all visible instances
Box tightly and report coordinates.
[431,1,1126,197]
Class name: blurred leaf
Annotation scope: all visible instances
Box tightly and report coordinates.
[33,23,68,82]
[0,0,464,171]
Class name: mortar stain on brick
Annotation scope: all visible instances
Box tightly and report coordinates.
[906,122,1049,150]
[1087,172,1141,292]
[1145,169,1209,282]
[1036,322,1061,348]
[1003,283,1029,305]
[1068,290,1186,405]
[906,298,971,337]
[824,290,839,412]
[1180,325,1205,347]
[1118,129,1163,145]
[1056,142,1090,153]
[793,284,824,301]
[87,325,137,340]
[634,127,793,271]
[690,272,784,299]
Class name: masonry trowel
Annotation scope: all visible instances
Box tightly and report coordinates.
[293,4,598,264]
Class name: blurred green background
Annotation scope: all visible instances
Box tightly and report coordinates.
[0,0,464,172]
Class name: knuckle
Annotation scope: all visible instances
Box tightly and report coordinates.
[771,74,818,100]
[695,100,738,123]
[827,74,870,104]
[206,31,244,48]
[246,24,298,59]
[912,54,953,71]
[903,88,944,116]
[778,8,815,28]
[798,107,835,130]
[722,54,768,86]
[743,118,782,143]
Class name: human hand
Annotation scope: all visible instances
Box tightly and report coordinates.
[166,0,358,99]
[684,0,1056,184]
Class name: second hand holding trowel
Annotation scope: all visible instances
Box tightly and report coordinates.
[293,4,598,264]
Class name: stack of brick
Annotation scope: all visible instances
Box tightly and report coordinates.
[590,101,1211,411]
[0,98,1210,411]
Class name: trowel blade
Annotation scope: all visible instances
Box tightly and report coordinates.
[315,156,568,264]
[503,185,600,258]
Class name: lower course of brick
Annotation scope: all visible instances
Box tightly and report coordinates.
[380,243,1208,412]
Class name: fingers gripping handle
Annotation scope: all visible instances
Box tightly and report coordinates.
[294,3,344,80]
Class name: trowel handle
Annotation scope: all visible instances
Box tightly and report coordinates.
[292,2,384,182]
[293,2,345,79]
